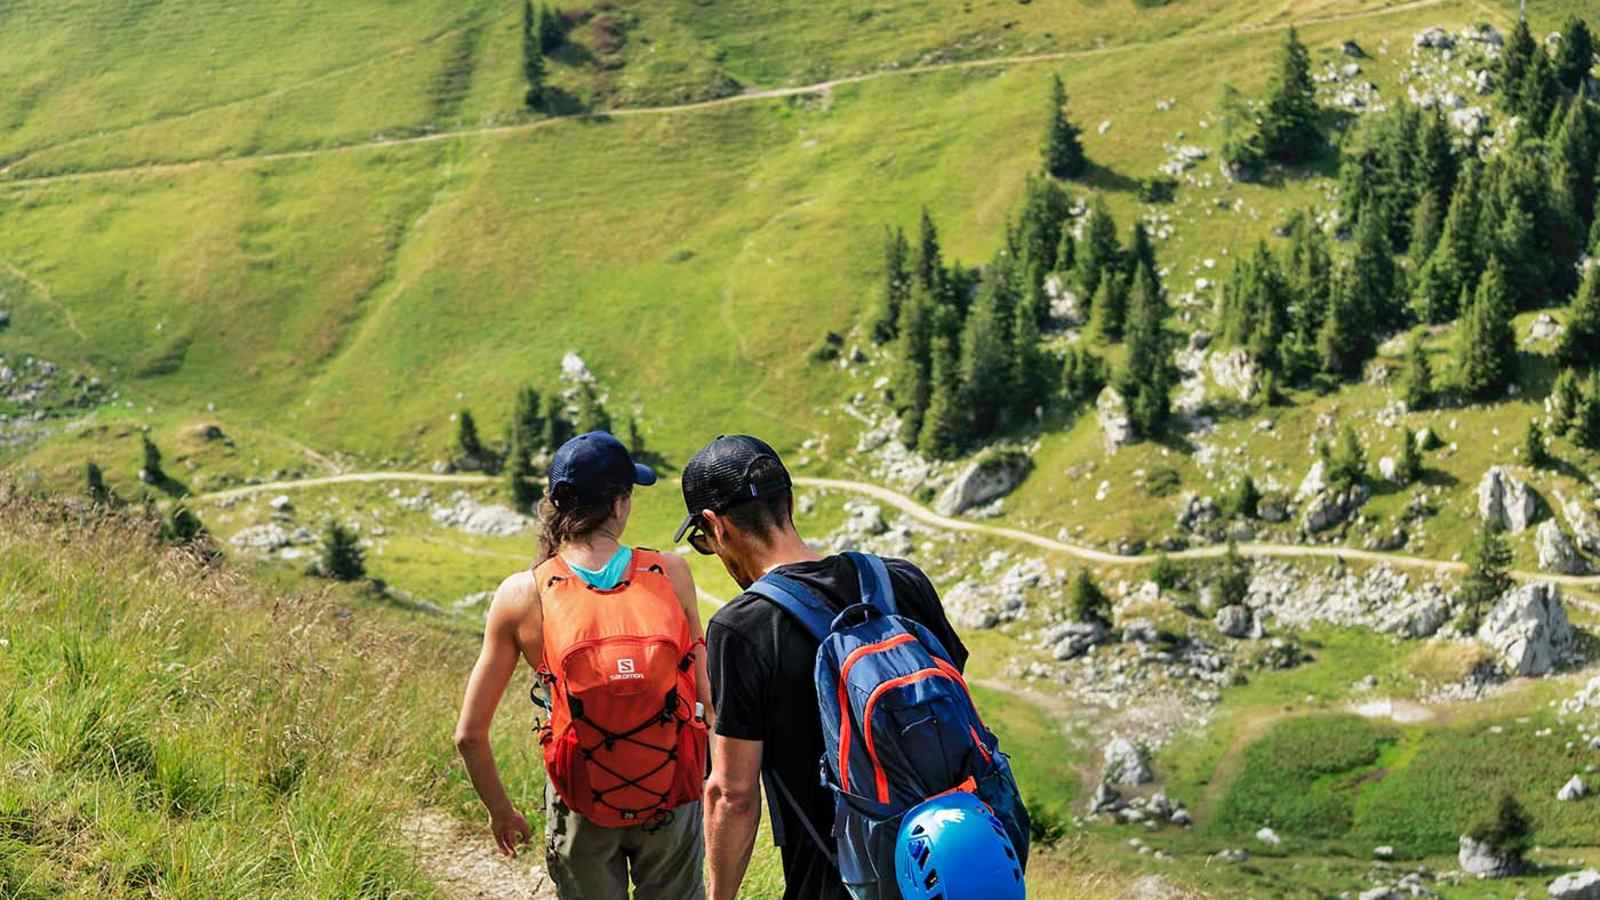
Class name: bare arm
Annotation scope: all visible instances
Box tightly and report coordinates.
[704,734,763,900]
[454,572,538,857]
[663,554,715,730]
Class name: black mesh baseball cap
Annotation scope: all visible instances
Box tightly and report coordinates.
[673,435,793,543]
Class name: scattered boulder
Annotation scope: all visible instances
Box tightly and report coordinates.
[1458,834,1517,878]
[1216,605,1254,639]
[1255,827,1282,847]
[934,450,1032,516]
[1296,460,1327,501]
[1557,775,1588,802]
[1478,466,1539,533]
[1090,782,1121,814]
[560,351,594,384]
[1048,621,1109,660]
[1209,348,1260,402]
[1303,485,1368,533]
[1103,737,1154,785]
[1414,26,1456,50]
[230,523,292,553]
[1374,846,1396,860]
[1176,492,1220,531]
[1537,520,1592,575]
[1451,106,1489,137]
[1528,313,1565,343]
[1257,495,1289,523]
[268,495,294,513]
[1044,275,1086,326]
[1477,582,1576,677]
[1097,386,1135,453]
[1358,889,1402,900]
[1378,456,1398,481]
[431,493,532,537]
[1548,869,1600,899]
[1558,492,1600,556]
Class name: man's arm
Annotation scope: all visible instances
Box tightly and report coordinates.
[662,553,715,730]
[704,734,763,900]
[453,572,537,857]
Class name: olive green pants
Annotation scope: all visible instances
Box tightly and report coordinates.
[543,783,706,900]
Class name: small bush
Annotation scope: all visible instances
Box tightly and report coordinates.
[808,331,845,363]
[1149,553,1182,591]
[1141,466,1182,498]
[1136,176,1178,203]
[319,522,366,582]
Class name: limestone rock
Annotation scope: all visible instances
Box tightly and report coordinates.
[1378,456,1398,481]
[1102,737,1153,786]
[1478,466,1539,533]
[1257,495,1289,523]
[268,495,294,513]
[230,523,292,552]
[1458,835,1516,878]
[1303,485,1368,533]
[1255,827,1282,846]
[1549,869,1600,899]
[934,451,1031,516]
[431,493,532,537]
[1537,520,1591,575]
[1044,274,1086,326]
[1528,313,1565,343]
[1048,621,1108,660]
[1414,26,1455,49]
[1374,846,1395,860]
[1176,492,1220,531]
[1296,460,1327,501]
[1557,775,1588,802]
[1097,386,1135,453]
[1558,492,1600,556]
[1209,348,1260,402]
[1477,582,1575,677]
[1216,605,1253,639]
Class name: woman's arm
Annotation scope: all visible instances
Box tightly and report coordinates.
[663,553,715,730]
[454,571,538,857]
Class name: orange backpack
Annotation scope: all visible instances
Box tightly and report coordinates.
[534,549,708,828]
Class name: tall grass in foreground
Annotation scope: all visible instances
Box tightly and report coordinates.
[0,484,512,898]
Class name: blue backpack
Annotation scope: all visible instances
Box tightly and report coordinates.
[748,552,1030,900]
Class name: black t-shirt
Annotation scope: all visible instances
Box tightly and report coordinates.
[706,555,968,900]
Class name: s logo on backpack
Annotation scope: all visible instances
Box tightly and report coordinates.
[534,550,708,829]
[748,552,1030,899]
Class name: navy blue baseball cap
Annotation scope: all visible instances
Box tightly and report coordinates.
[547,431,656,510]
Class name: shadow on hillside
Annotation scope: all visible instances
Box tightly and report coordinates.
[540,87,590,117]
[1417,468,1460,490]
[1077,161,1143,196]
[550,41,598,69]
[145,473,191,500]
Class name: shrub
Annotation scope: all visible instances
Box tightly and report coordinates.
[1136,176,1177,203]
[1149,553,1182,591]
[1069,570,1111,625]
[320,522,366,582]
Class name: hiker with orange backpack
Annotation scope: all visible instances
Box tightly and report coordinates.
[455,431,712,899]
[681,435,1029,900]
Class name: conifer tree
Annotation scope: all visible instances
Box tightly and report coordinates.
[1416,108,1458,203]
[86,461,110,504]
[913,208,945,296]
[1517,50,1560,136]
[573,383,611,435]
[1403,333,1435,411]
[1042,74,1087,179]
[1018,176,1072,284]
[1224,474,1260,519]
[1501,17,1538,114]
[918,335,964,460]
[1215,538,1251,608]
[1470,793,1532,868]
[1075,197,1120,301]
[1459,518,1512,630]
[1285,213,1332,366]
[507,434,540,513]
[1555,16,1595,92]
[522,1,545,109]
[957,288,1012,439]
[1525,419,1550,468]
[1329,424,1368,492]
[1062,346,1108,405]
[1090,271,1129,341]
[1259,27,1321,163]
[541,394,573,452]
[626,416,644,456]
[1318,267,1371,379]
[458,409,484,459]
[1559,265,1600,369]
[140,433,163,485]
[871,226,912,343]
[1578,370,1600,452]
[1439,159,1485,288]
[538,3,565,53]
[161,505,208,546]
[1456,261,1517,400]
[1551,368,1584,434]
[1351,201,1401,332]
[1397,426,1422,484]
[1124,223,1158,285]
[1119,263,1172,438]
[1069,569,1112,625]
[320,522,366,582]
[1554,99,1599,234]
[1490,187,1545,308]
[1413,230,1466,324]
[895,285,935,447]
[1407,189,1445,266]
[1010,288,1052,423]
[513,385,544,453]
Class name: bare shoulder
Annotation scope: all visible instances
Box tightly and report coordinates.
[656,550,693,580]
[487,569,539,627]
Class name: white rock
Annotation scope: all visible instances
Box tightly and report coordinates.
[1537,520,1592,575]
[1216,605,1253,639]
[1255,827,1282,846]
[1296,460,1328,501]
[1458,834,1516,878]
[1557,775,1587,802]
[1374,845,1395,860]
[1478,466,1539,533]
[1548,868,1600,899]
[1097,386,1135,453]
[1103,737,1154,785]
[1478,582,1575,677]
[268,495,294,512]
[934,451,1031,517]
[1558,492,1600,556]
[431,493,532,537]
[560,351,594,383]
[230,524,292,552]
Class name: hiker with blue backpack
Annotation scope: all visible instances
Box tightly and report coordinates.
[676,435,1030,900]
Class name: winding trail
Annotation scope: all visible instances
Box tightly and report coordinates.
[186,469,1600,591]
[0,0,1452,191]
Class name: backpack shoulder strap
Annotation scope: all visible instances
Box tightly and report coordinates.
[842,551,898,617]
[745,572,834,643]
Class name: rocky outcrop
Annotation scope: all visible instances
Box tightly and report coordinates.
[1097,386,1134,453]
[1527,312,1565,343]
[1044,274,1085,326]
[1176,492,1220,531]
[1247,562,1453,639]
[1216,605,1254,639]
[1478,582,1576,677]
[1046,621,1110,660]
[1102,737,1153,785]
[934,450,1032,516]
[231,523,293,552]
[1209,348,1260,402]
[1458,835,1516,878]
[1296,460,1328,501]
[1303,485,1368,533]
[1549,869,1600,899]
[1558,492,1600,556]
[1478,466,1539,533]
[1537,520,1592,575]
[431,493,531,537]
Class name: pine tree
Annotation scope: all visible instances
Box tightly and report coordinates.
[522,1,545,109]
[1351,201,1401,332]
[513,385,544,453]
[86,461,110,504]
[1318,267,1369,378]
[1062,346,1108,405]
[1551,368,1584,434]
[161,505,207,545]
[1329,424,1368,492]
[1042,74,1087,179]
[1554,99,1599,235]
[918,335,964,460]
[1124,223,1158,285]
[1555,17,1596,92]
[1069,569,1112,625]
[1501,17,1538,115]
[507,434,539,513]
[871,226,912,343]
[1090,271,1129,341]
[1470,793,1532,867]
[541,394,573,452]
[573,383,611,435]
[1397,426,1422,484]
[1558,265,1600,368]
[320,522,366,582]
[1285,213,1332,369]
[140,433,163,485]
[1456,261,1517,400]
[913,208,945,296]
[895,285,935,447]
[1119,262,1171,438]
[1459,517,1513,630]
[538,3,565,53]
[1440,159,1486,288]
[457,409,484,459]
[1017,176,1072,284]
[1259,27,1321,163]
[957,287,1012,439]
[1412,231,1466,324]
[1219,84,1265,179]
[1525,419,1550,468]
[1075,197,1120,301]
[1407,188,1445,266]
[626,416,644,456]
[1577,370,1600,451]
[1224,474,1261,519]
[1517,50,1560,137]
[1403,333,1435,411]
[1416,108,1458,203]
[1010,287,1052,423]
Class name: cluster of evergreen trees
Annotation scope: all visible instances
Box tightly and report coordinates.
[1218,23,1599,404]
[521,1,566,108]
[1220,28,1325,177]
[490,380,637,512]
[870,178,1174,459]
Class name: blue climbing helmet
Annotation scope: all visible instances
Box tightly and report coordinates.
[896,790,1025,899]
